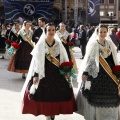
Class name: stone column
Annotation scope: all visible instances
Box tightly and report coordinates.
[74,0,78,27]
[64,0,68,22]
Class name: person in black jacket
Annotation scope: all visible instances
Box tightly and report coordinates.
[8,22,20,42]
[6,23,13,39]
[78,25,87,59]
[0,24,7,59]
[32,17,46,44]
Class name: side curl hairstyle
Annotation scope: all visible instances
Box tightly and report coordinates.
[24,21,31,26]
[96,24,108,33]
[44,22,56,34]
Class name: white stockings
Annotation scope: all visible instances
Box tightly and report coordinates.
[46,116,51,120]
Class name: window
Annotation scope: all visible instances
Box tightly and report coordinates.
[100,11,104,16]
[109,0,114,3]
[108,11,113,15]
[100,0,104,3]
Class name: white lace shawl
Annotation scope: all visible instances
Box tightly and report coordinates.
[18,29,33,41]
[11,27,19,35]
[1,30,7,37]
[21,33,69,100]
[77,39,119,85]
[56,30,69,40]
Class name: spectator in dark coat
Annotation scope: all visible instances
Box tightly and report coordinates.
[78,25,87,59]
[32,17,46,44]
[109,28,120,51]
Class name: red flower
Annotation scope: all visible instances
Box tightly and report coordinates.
[6,40,12,43]
[113,65,120,73]
[60,62,73,73]
[60,62,73,67]
[11,42,20,49]
[66,42,74,45]
[112,65,120,78]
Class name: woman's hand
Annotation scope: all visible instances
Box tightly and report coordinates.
[65,74,69,79]
[33,77,39,84]
[82,75,88,81]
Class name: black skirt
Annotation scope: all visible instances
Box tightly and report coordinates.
[83,54,120,107]
[0,37,6,54]
[14,41,32,70]
[28,57,73,102]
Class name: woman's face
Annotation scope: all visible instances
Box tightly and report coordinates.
[98,27,107,39]
[60,23,66,30]
[25,22,31,29]
[15,24,20,29]
[46,25,56,38]
[2,25,6,30]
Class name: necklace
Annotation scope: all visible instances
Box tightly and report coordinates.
[98,40,111,58]
[97,40,105,46]
[46,40,55,56]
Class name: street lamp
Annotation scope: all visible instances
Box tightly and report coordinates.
[107,13,116,22]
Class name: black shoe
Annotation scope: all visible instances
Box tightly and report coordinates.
[1,56,4,59]
[50,116,55,120]
[80,57,84,59]
[22,74,26,79]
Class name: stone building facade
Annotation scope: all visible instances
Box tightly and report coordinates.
[0,0,87,25]
[53,0,87,25]
[0,0,119,26]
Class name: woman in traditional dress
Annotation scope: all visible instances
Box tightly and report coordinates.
[0,24,7,59]
[56,22,70,59]
[76,24,120,120]
[8,21,34,79]
[4,22,20,59]
[21,23,77,120]
[8,22,20,42]
[56,22,78,73]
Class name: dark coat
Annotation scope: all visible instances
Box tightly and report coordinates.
[78,30,87,45]
[32,27,43,44]
[8,30,18,42]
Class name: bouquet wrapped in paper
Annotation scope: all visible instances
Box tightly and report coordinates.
[59,61,76,87]
[8,42,20,55]
[66,42,74,48]
[5,40,12,49]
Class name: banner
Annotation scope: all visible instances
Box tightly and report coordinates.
[87,0,100,24]
[4,0,54,23]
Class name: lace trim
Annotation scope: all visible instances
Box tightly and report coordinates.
[45,41,60,57]
[83,90,120,107]
[85,57,99,78]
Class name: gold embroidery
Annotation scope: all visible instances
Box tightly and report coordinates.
[46,53,60,67]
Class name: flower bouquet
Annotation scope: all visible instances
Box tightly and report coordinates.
[5,40,12,49]
[112,65,120,78]
[8,42,20,55]
[59,61,76,87]
[66,42,74,49]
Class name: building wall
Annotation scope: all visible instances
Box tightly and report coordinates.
[0,0,87,25]
[53,0,87,24]
[118,0,120,26]
[100,0,118,24]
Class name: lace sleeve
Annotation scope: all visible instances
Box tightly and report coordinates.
[85,57,99,78]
